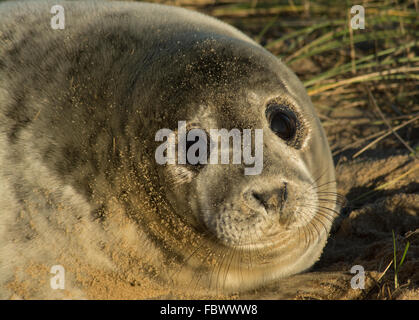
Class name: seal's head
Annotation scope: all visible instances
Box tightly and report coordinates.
[147,35,339,291]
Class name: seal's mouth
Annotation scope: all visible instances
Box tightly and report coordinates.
[225,231,284,250]
[202,205,289,250]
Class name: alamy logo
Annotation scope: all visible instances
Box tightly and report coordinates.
[50,5,65,30]
[155,121,263,175]
[350,5,365,30]
[350,265,365,289]
[50,265,65,290]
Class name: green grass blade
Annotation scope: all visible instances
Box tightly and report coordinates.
[392,230,397,272]
[393,230,398,289]
[303,41,418,87]
[398,241,410,269]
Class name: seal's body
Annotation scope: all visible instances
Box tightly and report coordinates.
[0,1,338,299]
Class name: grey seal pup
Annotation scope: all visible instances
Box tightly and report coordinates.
[0,1,339,299]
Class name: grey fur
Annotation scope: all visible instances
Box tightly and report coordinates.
[0,1,337,298]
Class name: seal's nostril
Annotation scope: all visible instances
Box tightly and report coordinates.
[252,192,263,204]
[249,186,287,211]
[251,191,274,209]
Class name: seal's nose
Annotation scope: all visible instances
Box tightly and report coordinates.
[243,183,287,214]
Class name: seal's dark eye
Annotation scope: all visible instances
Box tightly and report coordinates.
[267,107,297,141]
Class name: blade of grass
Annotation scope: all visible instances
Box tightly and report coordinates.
[255,12,279,44]
[289,30,419,64]
[303,41,417,87]
[352,115,419,158]
[265,20,343,49]
[393,230,398,289]
[366,86,417,156]
[398,241,410,269]
[307,66,419,96]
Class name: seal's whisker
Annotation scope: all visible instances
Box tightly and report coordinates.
[317,191,346,201]
[309,180,338,191]
[309,217,329,239]
[222,241,239,292]
[298,224,311,249]
[317,197,346,207]
[169,231,215,284]
[316,193,347,206]
[309,167,331,189]
[315,191,343,197]
[301,203,340,221]
[216,243,237,293]
[298,209,315,247]
[297,208,313,247]
[315,197,345,208]
[315,190,345,198]
[298,206,331,245]
[237,241,246,284]
[202,237,230,293]
[312,210,337,224]
[213,244,232,293]
[185,238,215,292]
[310,214,322,239]
[313,203,341,217]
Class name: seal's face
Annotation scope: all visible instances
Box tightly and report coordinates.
[172,93,332,245]
[173,96,317,248]
[154,38,338,290]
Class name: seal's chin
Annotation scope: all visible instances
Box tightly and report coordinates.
[202,204,292,250]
